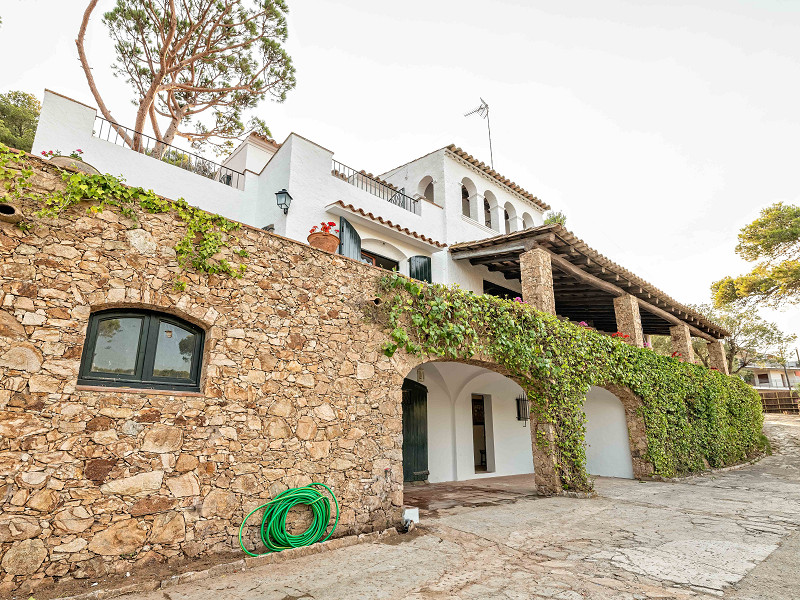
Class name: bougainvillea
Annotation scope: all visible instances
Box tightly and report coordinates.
[378,273,767,491]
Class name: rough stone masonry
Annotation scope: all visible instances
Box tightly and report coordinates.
[0,156,430,595]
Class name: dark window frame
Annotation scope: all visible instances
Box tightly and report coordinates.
[78,309,204,391]
[360,249,399,272]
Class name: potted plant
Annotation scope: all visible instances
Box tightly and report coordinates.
[307,221,340,252]
[42,149,100,175]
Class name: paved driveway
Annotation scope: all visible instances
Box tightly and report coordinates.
[123,415,800,600]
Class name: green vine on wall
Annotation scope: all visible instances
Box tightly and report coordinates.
[379,273,767,491]
[0,143,247,283]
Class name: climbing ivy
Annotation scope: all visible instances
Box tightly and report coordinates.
[0,143,247,281]
[379,273,767,491]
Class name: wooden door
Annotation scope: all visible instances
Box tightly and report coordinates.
[402,378,429,482]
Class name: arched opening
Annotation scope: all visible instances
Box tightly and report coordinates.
[483,190,498,230]
[583,386,635,479]
[401,361,534,484]
[521,212,534,229]
[504,202,517,234]
[461,177,477,218]
[418,176,435,203]
[360,238,407,274]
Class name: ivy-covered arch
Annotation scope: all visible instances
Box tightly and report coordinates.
[379,273,767,492]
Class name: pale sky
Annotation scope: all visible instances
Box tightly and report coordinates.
[2,0,799,348]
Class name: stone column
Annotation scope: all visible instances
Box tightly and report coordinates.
[529,420,562,496]
[612,294,644,347]
[669,323,695,363]
[520,248,556,315]
[707,339,729,375]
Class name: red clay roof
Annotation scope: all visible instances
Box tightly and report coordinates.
[332,201,446,248]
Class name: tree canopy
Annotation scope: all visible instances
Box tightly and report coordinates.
[651,303,795,374]
[544,210,567,226]
[0,91,41,153]
[712,202,800,307]
[77,0,296,154]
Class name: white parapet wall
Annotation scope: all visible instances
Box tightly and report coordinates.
[32,90,263,227]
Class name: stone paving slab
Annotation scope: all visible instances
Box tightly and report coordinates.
[115,415,800,600]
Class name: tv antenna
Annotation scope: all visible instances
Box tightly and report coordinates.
[465,98,494,169]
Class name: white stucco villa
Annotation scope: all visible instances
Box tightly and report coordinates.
[32,89,731,484]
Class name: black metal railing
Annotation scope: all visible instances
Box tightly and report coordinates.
[331,159,420,214]
[92,116,244,189]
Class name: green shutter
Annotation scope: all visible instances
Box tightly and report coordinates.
[402,378,429,482]
[409,255,432,283]
[338,217,361,260]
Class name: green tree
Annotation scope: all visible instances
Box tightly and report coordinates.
[712,202,800,307]
[0,91,41,153]
[77,0,296,155]
[544,210,567,226]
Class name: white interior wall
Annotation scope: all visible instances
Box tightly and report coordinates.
[406,362,534,483]
[583,386,635,479]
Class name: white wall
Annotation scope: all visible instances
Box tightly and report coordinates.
[33,91,260,226]
[583,386,635,479]
[406,362,534,483]
[33,92,548,292]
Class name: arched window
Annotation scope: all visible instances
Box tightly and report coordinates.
[78,309,204,391]
[461,185,471,217]
[521,212,534,229]
[504,209,510,234]
[418,176,435,203]
[424,182,435,202]
[484,199,492,228]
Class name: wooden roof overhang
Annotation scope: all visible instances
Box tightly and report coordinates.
[449,224,728,341]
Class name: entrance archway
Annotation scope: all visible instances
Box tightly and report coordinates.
[583,386,635,478]
[401,361,534,484]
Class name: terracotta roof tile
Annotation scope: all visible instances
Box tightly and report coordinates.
[332,201,446,248]
[446,145,550,211]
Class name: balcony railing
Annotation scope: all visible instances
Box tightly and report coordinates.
[331,159,420,214]
[92,116,244,189]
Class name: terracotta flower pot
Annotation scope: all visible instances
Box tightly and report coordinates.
[48,156,100,175]
[0,203,23,224]
[307,232,340,253]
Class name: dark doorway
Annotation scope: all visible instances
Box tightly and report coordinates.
[361,249,399,271]
[483,280,520,300]
[472,394,488,472]
[402,378,429,482]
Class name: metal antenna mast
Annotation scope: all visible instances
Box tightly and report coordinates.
[465,98,494,169]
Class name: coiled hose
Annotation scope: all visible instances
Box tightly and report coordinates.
[238,483,339,557]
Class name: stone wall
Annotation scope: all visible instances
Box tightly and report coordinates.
[0,157,414,595]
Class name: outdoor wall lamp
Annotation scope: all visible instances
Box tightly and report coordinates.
[516,393,530,427]
[275,188,292,214]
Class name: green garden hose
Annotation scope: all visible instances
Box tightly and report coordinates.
[238,483,339,557]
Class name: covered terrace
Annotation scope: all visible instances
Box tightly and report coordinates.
[450,224,730,371]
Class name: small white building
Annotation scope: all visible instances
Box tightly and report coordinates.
[748,359,800,390]
[32,90,730,484]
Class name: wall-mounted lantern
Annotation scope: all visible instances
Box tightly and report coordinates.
[416,367,425,382]
[515,393,529,426]
[275,188,292,214]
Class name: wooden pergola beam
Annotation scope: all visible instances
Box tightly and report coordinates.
[545,248,720,342]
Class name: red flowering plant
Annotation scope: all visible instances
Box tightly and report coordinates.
[309,221,339,235]
[611,332,630,339]
[41,149,84,161]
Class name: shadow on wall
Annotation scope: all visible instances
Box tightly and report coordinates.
[583,386,635,479]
